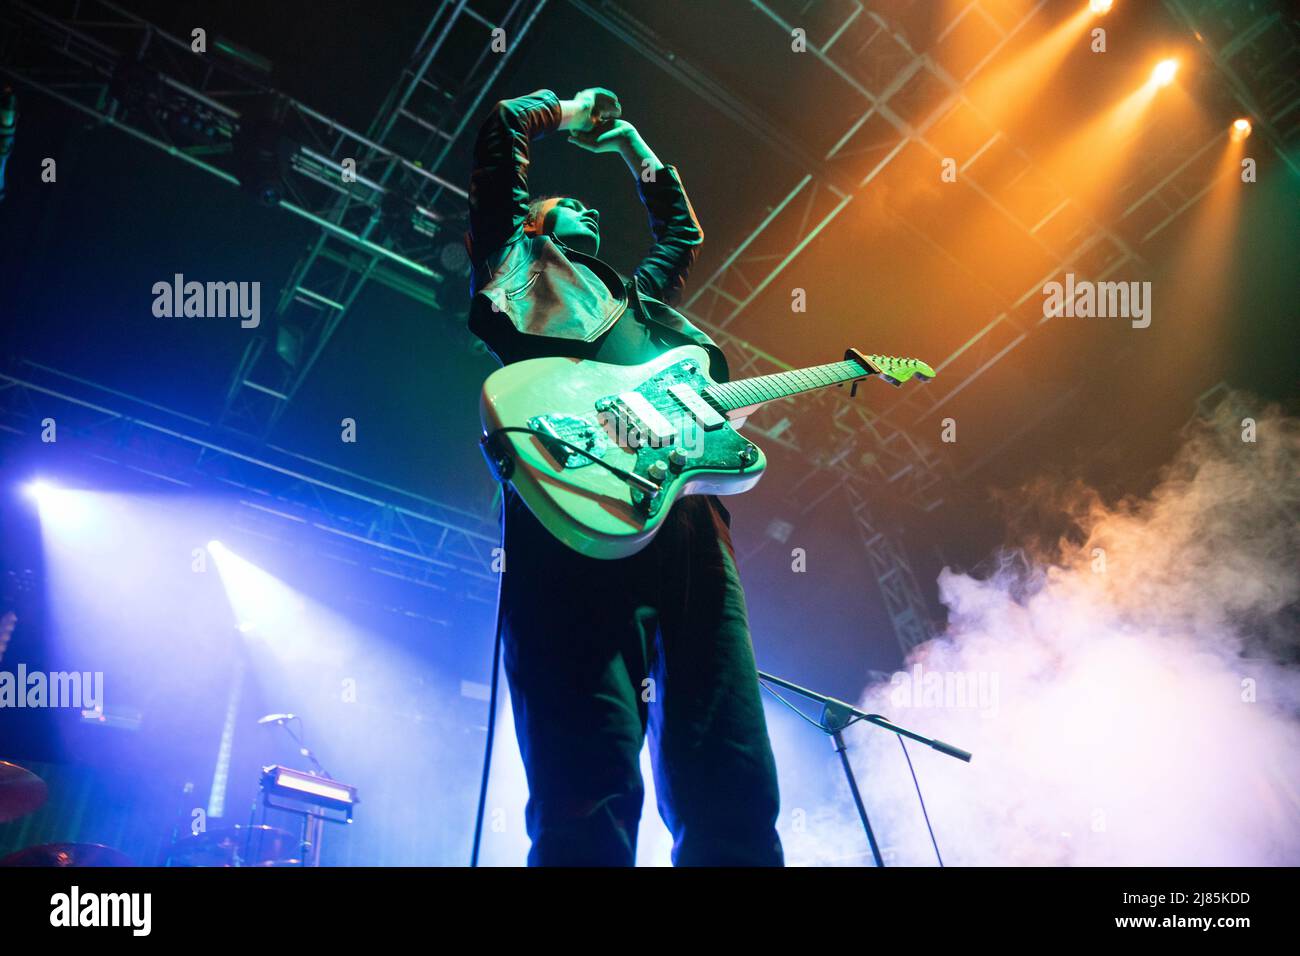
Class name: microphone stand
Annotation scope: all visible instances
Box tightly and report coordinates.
[756,670,972,867]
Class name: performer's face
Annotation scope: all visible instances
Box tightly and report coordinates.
[544,198,601,255]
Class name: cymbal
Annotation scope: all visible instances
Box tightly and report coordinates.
[0,761,48,823]
[0,843,134,867]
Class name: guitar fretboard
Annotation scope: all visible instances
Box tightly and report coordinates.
[703,360,868,413]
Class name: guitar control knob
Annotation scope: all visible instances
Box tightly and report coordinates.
[647,460,669,483]
[668,448,688,471]
[739,445,757,466]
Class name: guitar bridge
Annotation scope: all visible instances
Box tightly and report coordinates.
[526,414,608,468]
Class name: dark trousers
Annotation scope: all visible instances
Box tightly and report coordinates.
[498,487,783,866]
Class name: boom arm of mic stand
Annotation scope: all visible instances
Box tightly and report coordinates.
[758,670,973,763]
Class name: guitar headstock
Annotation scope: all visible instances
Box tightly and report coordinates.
[858,353,936,387]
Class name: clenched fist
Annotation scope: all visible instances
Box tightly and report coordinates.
[560,87,622,131]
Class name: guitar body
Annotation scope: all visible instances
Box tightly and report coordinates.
[480,344,766,559]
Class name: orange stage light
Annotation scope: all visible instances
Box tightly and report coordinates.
[1151,59,1179,88]
[1230,118,1252,141]
[1089,0,1114,15]
[959,5,1094,132]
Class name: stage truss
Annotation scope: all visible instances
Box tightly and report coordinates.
[2,0,1292,653]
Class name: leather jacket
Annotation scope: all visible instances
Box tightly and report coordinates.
[465,90,729,382]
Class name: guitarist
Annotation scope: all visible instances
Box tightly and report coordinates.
[466,88,783,866]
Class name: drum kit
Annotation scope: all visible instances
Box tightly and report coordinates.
[165,823,303,867]
[0,760,133,866]
[0,759,310,867]
[0,752,356,866]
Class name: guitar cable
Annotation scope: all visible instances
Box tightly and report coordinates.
[472,424,642,866]
[470,500,507,867]
[471,424,663,865]
[481,426,660,493]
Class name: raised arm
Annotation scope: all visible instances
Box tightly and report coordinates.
[569,121,704,304]
[467,88,621,266]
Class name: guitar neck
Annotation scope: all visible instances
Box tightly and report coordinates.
[702,359,869,415]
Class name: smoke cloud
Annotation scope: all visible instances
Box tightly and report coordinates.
[829,395,1300,865]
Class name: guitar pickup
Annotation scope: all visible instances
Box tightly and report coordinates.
[668,383,726,430]
[610,391,677,447]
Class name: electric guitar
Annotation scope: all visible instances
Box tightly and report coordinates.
[479,345,934,559]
